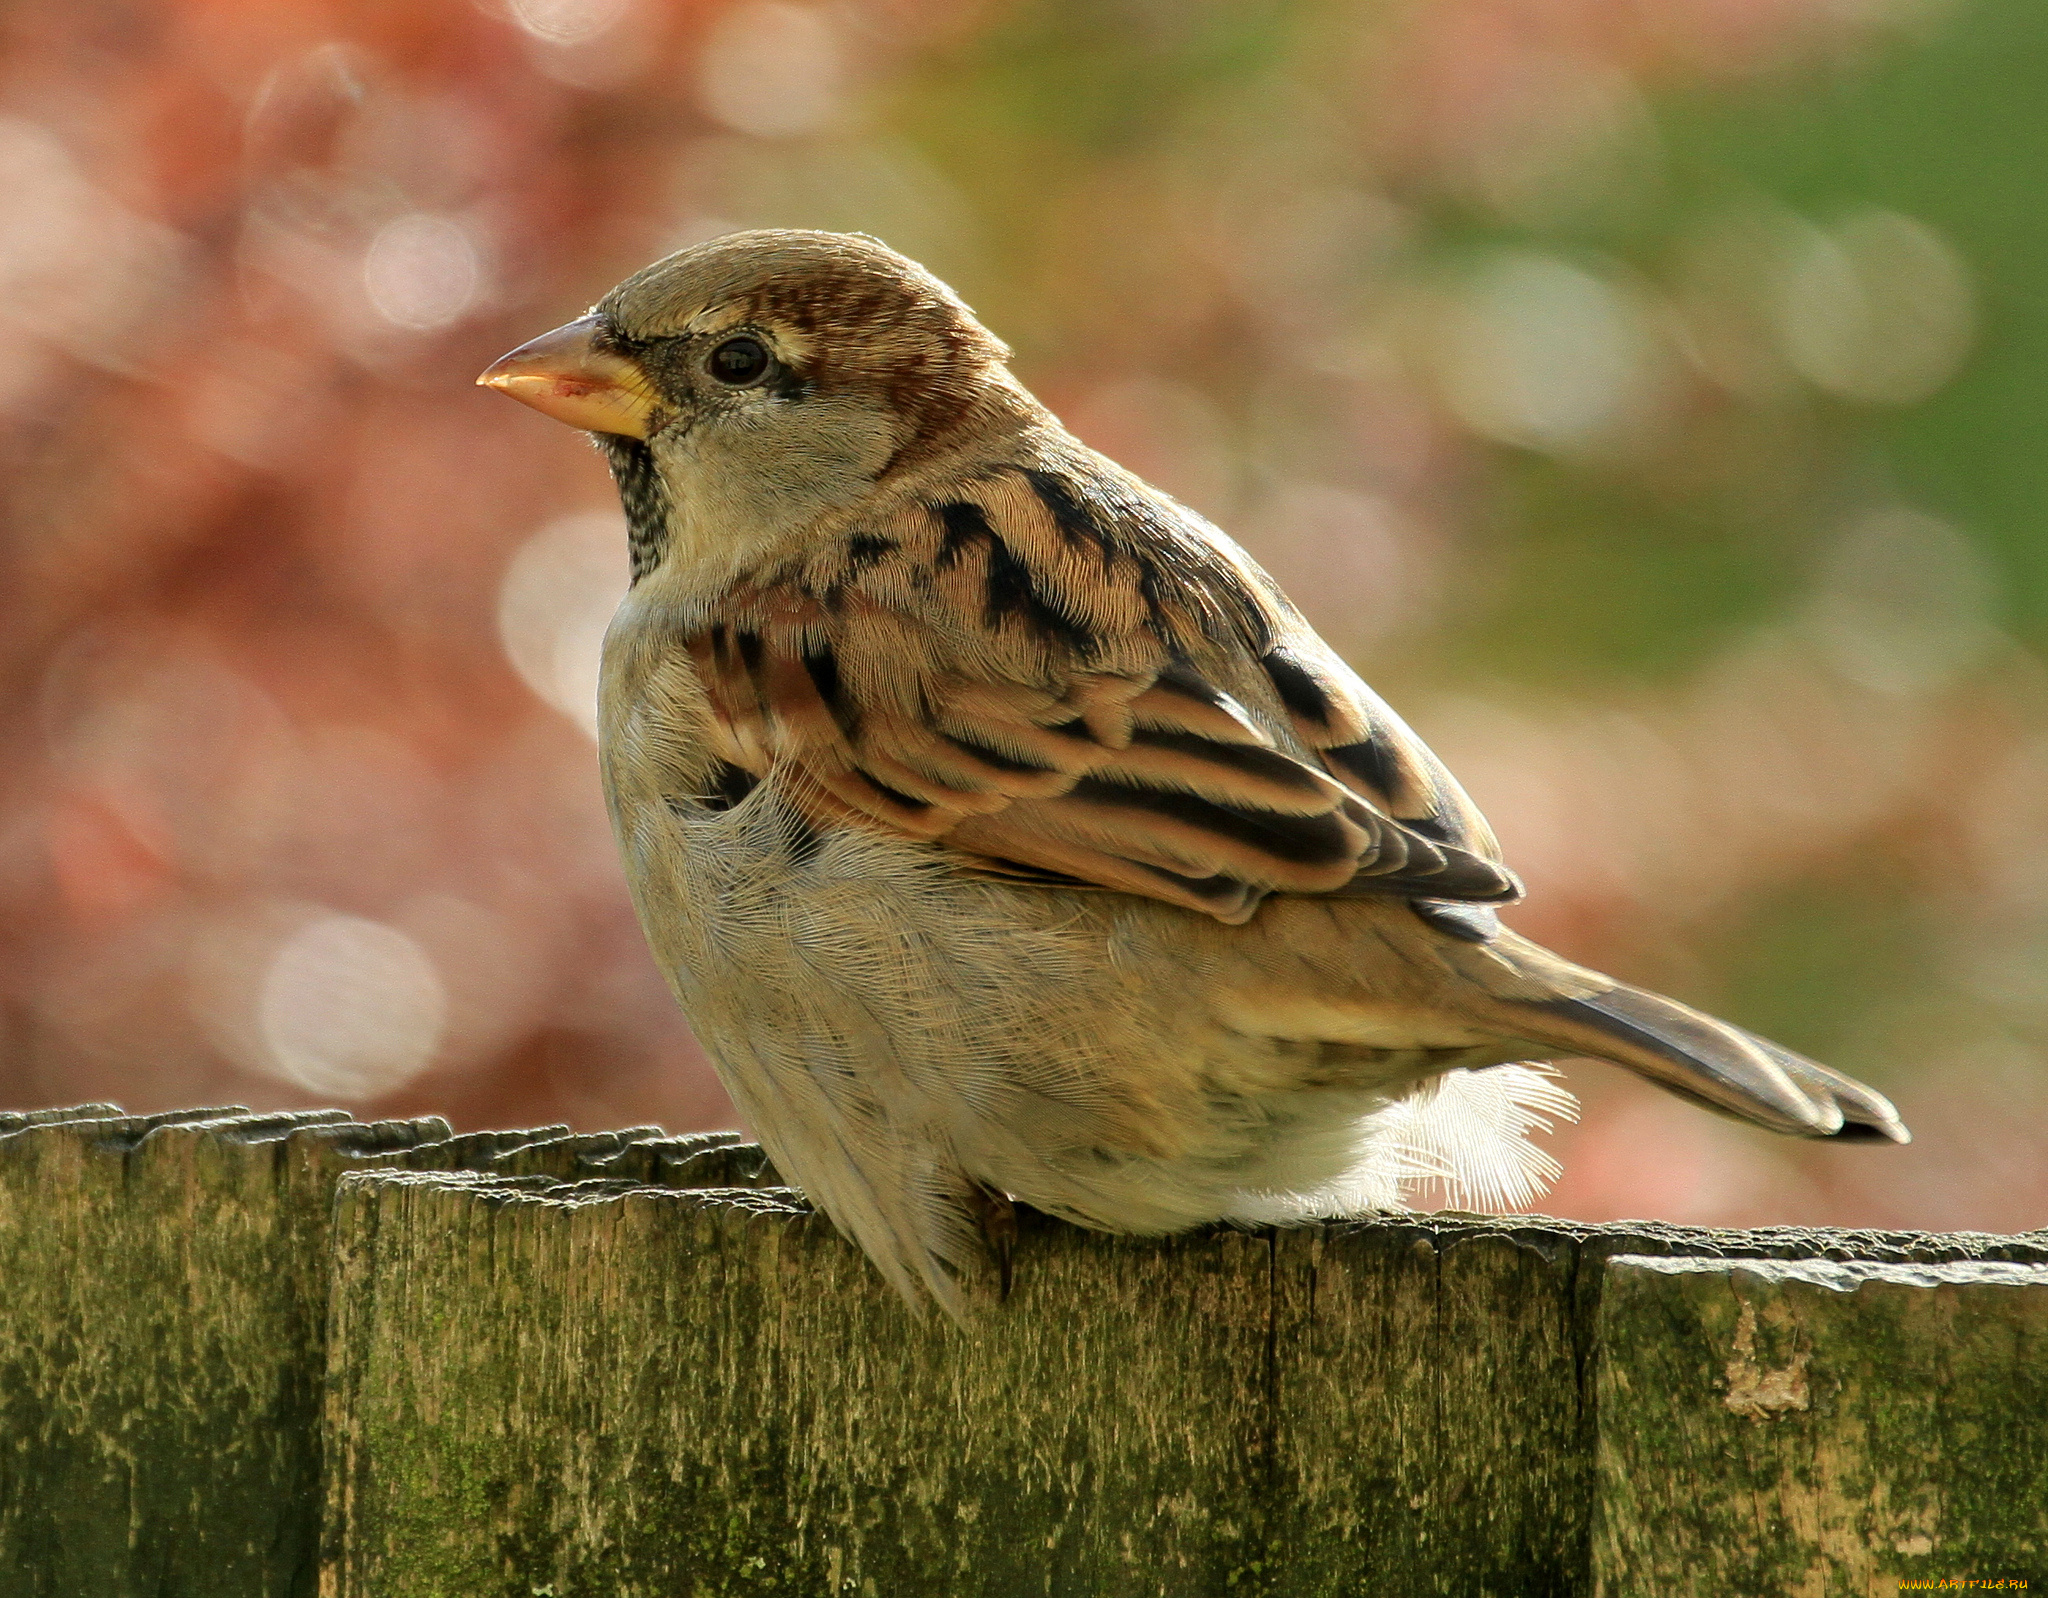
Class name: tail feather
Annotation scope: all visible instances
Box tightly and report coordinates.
[1729,1024,1911,1144]
[1505,982,1909,1144]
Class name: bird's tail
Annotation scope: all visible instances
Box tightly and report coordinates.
[1484,951,1909,1143]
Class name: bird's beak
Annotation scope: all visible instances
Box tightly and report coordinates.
[477,314,660,439]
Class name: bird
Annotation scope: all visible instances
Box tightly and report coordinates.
[480,229,1908,1314]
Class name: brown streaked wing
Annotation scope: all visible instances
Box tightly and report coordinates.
[1254,636,1506,870]
[683,462,1517,922]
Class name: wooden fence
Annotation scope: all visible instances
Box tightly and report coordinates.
[1,1103,2043,1595]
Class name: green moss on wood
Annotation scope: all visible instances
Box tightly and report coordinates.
[0,1107,781,1598]
[317,1178,2048,1598]
[5,1108,2045,1597]
[1592,1255,2048,1593]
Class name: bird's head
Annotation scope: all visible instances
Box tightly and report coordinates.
[481,230,1021,583]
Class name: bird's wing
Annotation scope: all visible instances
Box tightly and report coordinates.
[685,460,1518,923]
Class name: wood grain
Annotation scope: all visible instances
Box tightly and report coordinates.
[6,1107,2045,1595]
[0,1107,773,1598]
[315,1173,2048,1598]
[1592,1254,2048,1593]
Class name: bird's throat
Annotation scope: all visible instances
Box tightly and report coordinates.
[598,435,672,584]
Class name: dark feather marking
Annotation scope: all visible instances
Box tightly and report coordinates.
[1820,1121,1896,1143]
[1322,738,1395,793]
[735,631,765,675]
[972,855,1097,889]
[803,643,857,735]
[1330,849,1520,904]
[699,762,760,812]
[845,532,897,570]
[1068,778,1355,867]
[781,803,824,867]
[1019,468,1107,555]
[1018,463,1273,652]
[1402,812,1457,843]
[941,732,1057,775]
[1131,862,1259,906]
[1263,650,1334,726]
[984,537,1095,654]
[973,523,1031,614]
[1153,659,1231,707]
[1367,807,1443,869]
[933,500,1096,655]
[1127,729,1327,795]
[1049,717,1096,743]
[1133,556,1174,638]
[859,771,931,812]
[1113,488,1272,655]
[597,436,671,584]
[934,502,981,570]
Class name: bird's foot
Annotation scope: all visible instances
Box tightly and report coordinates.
[966,1182,1019,1301]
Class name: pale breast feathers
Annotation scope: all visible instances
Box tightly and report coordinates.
[683,462,1519,923]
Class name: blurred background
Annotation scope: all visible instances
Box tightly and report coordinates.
[1,0,2042,1232]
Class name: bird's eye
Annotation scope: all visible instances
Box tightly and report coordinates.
[706,336,771,386]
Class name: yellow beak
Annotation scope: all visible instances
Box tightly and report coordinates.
[477,315,660,439]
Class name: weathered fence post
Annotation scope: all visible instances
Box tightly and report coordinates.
[0,1105,774,1598]
[1590,1254,2048,1589]
[315,1173,2048,1596]
[0,1105,421,1598]
[4,1105,2045,1596]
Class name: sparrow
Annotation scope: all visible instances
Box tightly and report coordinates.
[481,229,1908,1314]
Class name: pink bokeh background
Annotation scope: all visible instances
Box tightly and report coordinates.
[1,0,2038,1234]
